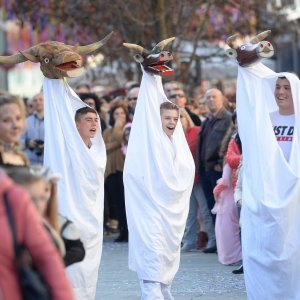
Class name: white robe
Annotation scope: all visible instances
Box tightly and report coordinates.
[43,78,106,300]
[236,63,300,299]
[123,69,194,285]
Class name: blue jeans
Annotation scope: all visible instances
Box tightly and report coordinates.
[182,183,216,248]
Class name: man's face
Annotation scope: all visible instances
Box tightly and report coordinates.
[161,109,179,138]
[199,100,209,117]
[274,78,294,114]
[33,93,44,113]
[76,112,99,140]
[164,82,180,97]
[127,87,139,110]
[205,89,223,114]
[169,89,187,108]
[26,99,36,115]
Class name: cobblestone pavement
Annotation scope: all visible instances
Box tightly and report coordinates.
[96,237,247,300]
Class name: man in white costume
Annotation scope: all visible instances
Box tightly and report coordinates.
[43,79,106,300]
[123,66,194,299]
[232,40,300,298]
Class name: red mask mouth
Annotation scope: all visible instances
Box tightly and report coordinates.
[56,60,82,71]
[148,64,174,76]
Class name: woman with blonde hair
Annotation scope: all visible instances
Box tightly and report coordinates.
[0,93,29,169]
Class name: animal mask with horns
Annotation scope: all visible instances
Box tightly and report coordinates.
[225,30,274,66]
[0,32,113,79]
[123,37,175,76]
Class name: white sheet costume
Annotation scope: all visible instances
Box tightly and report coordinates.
[43,78,106,300]
[236,63,300,299]
[123,69,194,297]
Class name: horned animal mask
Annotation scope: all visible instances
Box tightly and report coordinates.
[123,37,175,76]
[225,30,274,66]
[0,32,113,79]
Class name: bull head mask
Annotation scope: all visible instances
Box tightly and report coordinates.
[123,37,175,76]
[0,32,113,79]
[225,30,274,67]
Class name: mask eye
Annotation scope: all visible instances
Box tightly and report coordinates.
[241,45,246,50]
[44,58,50,64]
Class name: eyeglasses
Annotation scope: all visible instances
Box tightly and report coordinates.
[128,97,138,101]
[170,94,185,99]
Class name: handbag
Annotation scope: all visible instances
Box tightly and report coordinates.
[4,191,52,300]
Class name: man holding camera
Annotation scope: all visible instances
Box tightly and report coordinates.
[22,92,45,165]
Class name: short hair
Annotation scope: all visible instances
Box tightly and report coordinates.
[278,76,287,80]
[160,101,179,114]
[75,107,97,122]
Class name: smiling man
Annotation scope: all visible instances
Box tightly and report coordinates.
[270,76,295,161]
[75,107,99,148]
[160,102,179,138]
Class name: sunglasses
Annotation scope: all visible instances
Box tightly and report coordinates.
[170,94,185,99]
[128,97,138,101]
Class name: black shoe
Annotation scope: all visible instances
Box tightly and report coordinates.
[202,245,217,253]
[232,265,243,274]
[114,234,128,243]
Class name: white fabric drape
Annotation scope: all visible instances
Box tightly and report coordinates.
[236,63,300,299]
[124,69,194,285]
[43,78,106,300]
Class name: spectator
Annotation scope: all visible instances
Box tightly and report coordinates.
[197,96,209,122]
[180,109,216,253]
[9,167,85,267]
[169,88,201,126]
[197,88,232,253]
[212,116,242,265]
[78,92,107,131]
[103,104,130,242]
[75,83,91,94]
[0,170,73,300]
[25,97,36,116]
[163,81,183,98]
[127,87,139,121]
[0,93,29,170]
[22,92,44,166]
[8,168,66,257]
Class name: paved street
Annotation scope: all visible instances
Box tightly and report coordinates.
[96,237,247,300]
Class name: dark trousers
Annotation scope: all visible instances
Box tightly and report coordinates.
[200,169,222,223]
[104,171,128,236]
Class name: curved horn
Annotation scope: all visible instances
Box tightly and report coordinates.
[153,37,176,52]
[226,33,240,49]
[250,30,271,44]
[0,52,29,64]
[76,31,114,55]
[123,43,145,54]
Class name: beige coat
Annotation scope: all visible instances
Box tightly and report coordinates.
[103,126,125,178]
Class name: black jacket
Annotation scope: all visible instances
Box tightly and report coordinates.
[197,107,232,172]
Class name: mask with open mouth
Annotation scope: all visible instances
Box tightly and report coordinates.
[123,37,175,76]
[0,32,113,79]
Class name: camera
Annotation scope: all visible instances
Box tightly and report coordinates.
[35,140,44,156]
